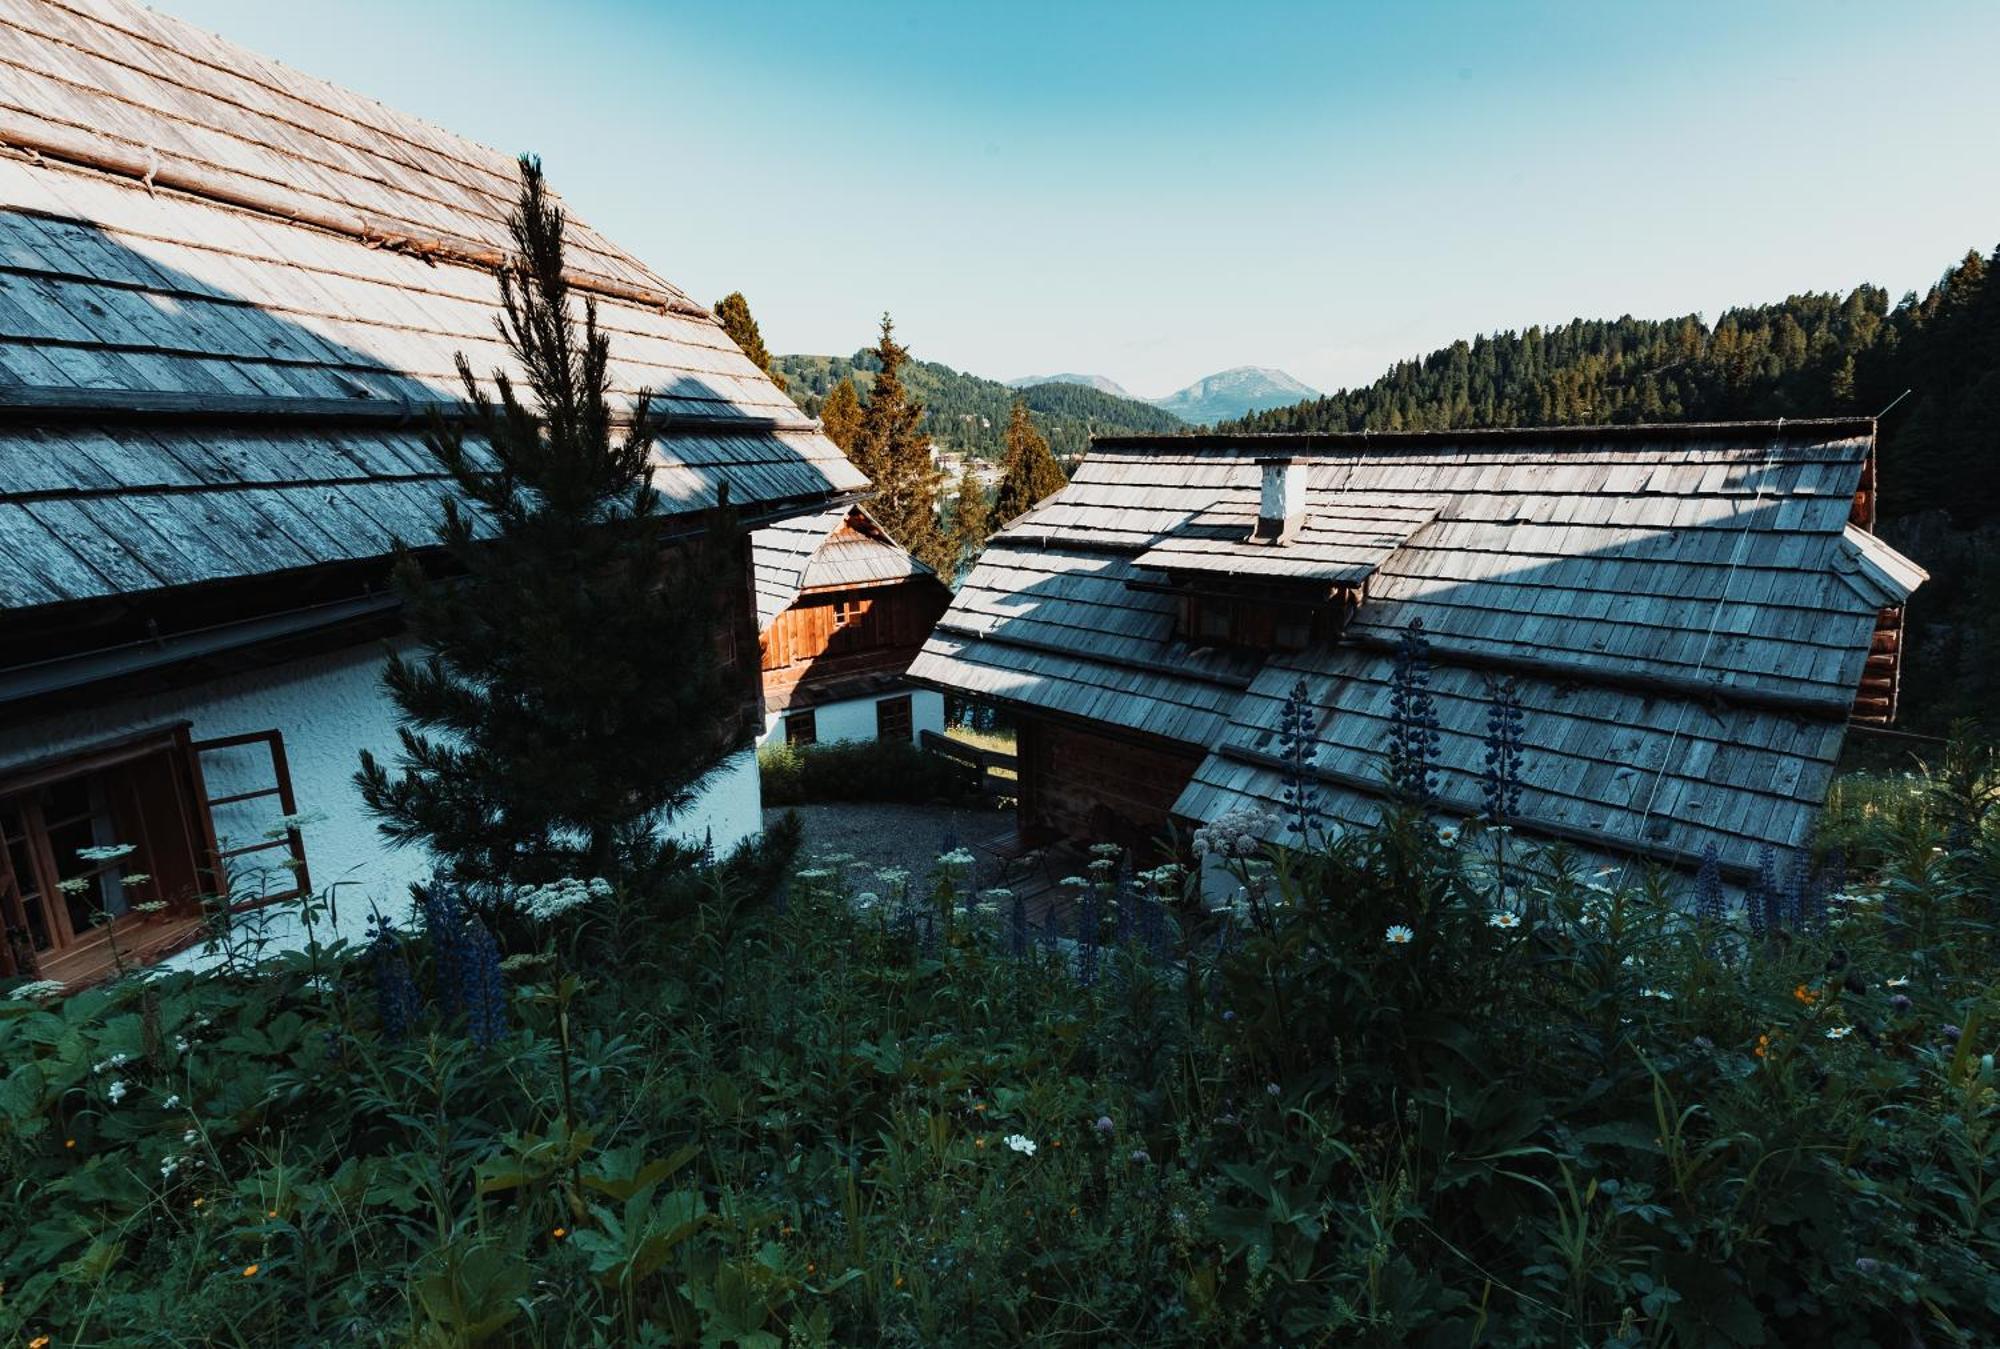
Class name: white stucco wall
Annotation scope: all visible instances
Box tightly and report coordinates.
[666,746,762,859]
[758,686,945,748]
[2,641,766,969]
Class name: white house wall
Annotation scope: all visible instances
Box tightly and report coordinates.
[0,641,767,968]
[758,687,945,747]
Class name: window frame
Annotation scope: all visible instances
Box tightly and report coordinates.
[785,709,819,746]
[0,723,309,986]
[875,693,913,742]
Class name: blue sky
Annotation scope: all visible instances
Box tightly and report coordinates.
[170,0,2000,398]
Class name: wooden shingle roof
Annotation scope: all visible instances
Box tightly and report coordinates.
[0,0,864,616]
[914,420,1928,881]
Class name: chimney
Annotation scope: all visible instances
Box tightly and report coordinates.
[1252,457,1308,544]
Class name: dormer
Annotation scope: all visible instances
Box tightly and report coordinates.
[1127,486,1439,653]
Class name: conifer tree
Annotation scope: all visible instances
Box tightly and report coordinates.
[850,314,950,571]
[713,290,786,392]
[818,376,864,452]
[944,461,990,579]
[992,399,1069,524]
[359,157,746,898]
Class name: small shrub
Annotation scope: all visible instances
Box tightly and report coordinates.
[757,736,978,806]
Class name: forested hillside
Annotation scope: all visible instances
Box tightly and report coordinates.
[1222,246,2000,733]
[777,349,1184,463]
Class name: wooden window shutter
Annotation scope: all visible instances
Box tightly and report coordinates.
[189,731,311,910]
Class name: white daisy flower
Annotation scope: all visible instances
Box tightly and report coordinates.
[1487,910,1520,930]
[1825,1026,1853,1040]
[1385,924,1415,946]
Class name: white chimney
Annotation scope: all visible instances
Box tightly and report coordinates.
[1253,457,1308,544]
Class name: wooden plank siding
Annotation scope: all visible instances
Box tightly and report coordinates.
[1017,717,1203,858]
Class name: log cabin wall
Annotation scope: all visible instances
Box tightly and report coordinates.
[1017,717,1204,857]
[760,582,951,709]
[1851,604,1905,724]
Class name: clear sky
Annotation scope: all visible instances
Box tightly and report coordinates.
[166,0,2000,399]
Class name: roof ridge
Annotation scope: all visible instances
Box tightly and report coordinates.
[0,0,702,315]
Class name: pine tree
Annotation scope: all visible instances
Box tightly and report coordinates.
[713,291,785,392]
[358,157,747,900]
[849,314,949,571]
[992,399,1068,524]
[944,460,990,579]
[818,375,863,452]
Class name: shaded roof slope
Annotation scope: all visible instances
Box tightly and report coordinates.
[0,0,863,616]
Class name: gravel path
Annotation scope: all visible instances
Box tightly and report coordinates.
[764,800,1026,895]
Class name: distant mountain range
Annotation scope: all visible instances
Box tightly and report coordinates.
[1004,372,1139,401]
[1007,366,1322,425]
[775,351,1183,462]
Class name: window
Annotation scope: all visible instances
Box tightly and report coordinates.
[0,726,307,988]
[785,709,818,746]
[1183,595,1323,652]
[834,598,871,628]
[876,694,913,742]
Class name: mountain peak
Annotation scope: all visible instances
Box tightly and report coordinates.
[1150,366,1320,425]
[1006,372,1137,401]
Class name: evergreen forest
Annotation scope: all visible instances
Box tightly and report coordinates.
[1220,246,2000,734]
[775,349,1184,465]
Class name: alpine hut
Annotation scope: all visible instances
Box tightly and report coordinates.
[909,421,1926,892]
[0,0,866,986]
[752,506,952,748]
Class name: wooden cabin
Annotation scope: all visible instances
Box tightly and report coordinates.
[911,421,1927,888]
[0,0,865,987]
[752,508,952,747]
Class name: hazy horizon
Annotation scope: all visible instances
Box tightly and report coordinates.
[162,0,2000,400]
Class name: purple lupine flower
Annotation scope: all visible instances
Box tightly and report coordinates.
[462,918,507,1049]
[1480,677,1525,822]
[1891,994,1913,1013]
[1782,856,1809,930]
[1387,620,1440,808]
[1277,677,1325,838]
[1094,1115,1114,1134]
[366,913,421,1041]
[1692,845,1723,926]
[418,885,474,1018]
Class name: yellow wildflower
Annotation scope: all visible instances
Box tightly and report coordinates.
[241,1263,259,1278]
[551,1226,567,1240]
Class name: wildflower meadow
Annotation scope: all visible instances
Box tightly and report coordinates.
[4,655,2000,1344]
